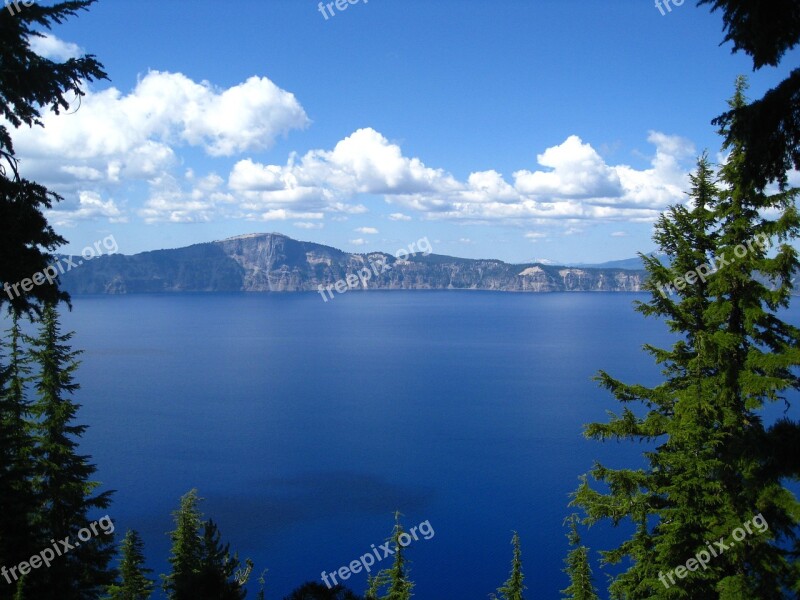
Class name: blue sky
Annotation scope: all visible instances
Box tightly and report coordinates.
[12,0,799,263]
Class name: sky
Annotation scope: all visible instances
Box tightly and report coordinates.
[10,0,800,264]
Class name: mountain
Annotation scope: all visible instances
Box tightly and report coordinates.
[59,233,647,295]
[573,252,670,270]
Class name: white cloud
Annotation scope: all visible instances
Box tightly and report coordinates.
[27,33,82,61]
[294,222,324,229]
[397,132,692,223]
[355,227,378,234]
[8,70,310,224]
[611,231,628,237]
[259,209,324,221]
[48,191,126,227]
[13,71,308,167]
[330,202,368,214]
[138,172,233,224]
[514,136,622,198]
[225,128,459,220]
[9,69,308,187]
[349,238,367,246]
[525,232,547,241]
[221,129,696,227]
[6,60,696,229]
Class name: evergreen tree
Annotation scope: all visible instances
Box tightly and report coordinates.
[561,516,598,600]
[0,314,37,596]
[26,302,115,599]
[699,0,800,189]
[365,513,413,600]
[163,489,204,600]
[570,79,800,598]
[106,529,154,600]
[196,519,247,600]
[494,532,525,600]
[163,490,248,599]
[0,1,106,316]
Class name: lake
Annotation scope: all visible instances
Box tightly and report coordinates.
[44,291,800,599]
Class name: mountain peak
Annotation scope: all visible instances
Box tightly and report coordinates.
[217,232,287,243]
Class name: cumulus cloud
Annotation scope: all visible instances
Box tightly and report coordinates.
[7,68,310,224]
[27,33,82,61]
[6,54,696,230]
[48,191,126,227]
[225,128,695,227]
[13,70,308,171]
[355,227,378,234]
[514,135,622,199]
[226,128,458,220]
[138,172,234,224]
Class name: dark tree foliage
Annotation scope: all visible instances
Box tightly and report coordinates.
[0,0,106,316]
[494,532,526,600]
[162,490,248,600]
[699,0,800,188]
[698,0,800,68]
[561,516,599,600]
[570,80,800,598]
[0,316,37,598]
[365,513,414,600]
[282,581,364,600]
[106,529,155,600]
[196,519,247,600]
[27,302,116,599]
[163,489,204,600]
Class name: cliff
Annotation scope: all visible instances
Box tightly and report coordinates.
[60,233,646,294]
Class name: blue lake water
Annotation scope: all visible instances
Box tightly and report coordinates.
[40,292,800,599]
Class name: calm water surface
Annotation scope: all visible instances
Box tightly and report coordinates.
[43,292,800,599]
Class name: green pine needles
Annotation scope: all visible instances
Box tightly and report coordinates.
[366,512,414,600]
[494,532,526,600]
[568,77,800,599]
[0,304,116,599]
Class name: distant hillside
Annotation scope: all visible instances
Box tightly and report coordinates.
[575,252,670,271]
[60,233,647,295]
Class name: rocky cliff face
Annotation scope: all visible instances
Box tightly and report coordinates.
[60,233,646,294]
